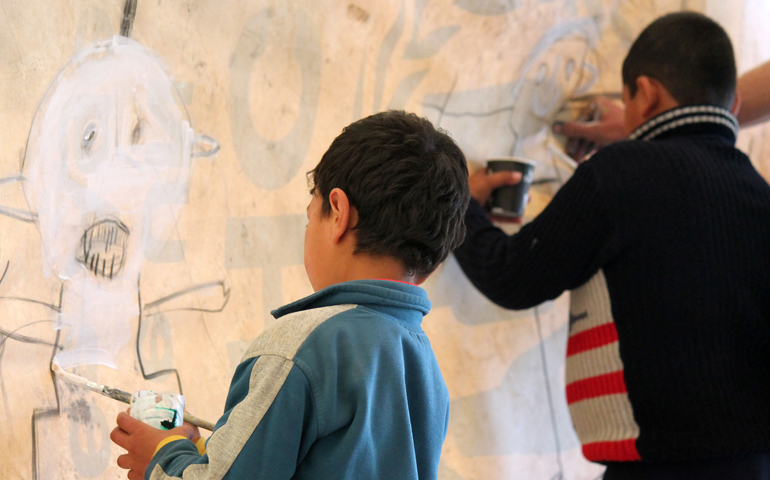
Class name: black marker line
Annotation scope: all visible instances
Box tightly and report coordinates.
[0,323,63,350]
[435,73,458,129]
[0,261,9,286]
[0,175,23,186]
[31,306,62,480]
[143,281,230,311]
[0,206,37,223]
[136,275,183,394]
[423,103,515,119]
[120,0,138,43]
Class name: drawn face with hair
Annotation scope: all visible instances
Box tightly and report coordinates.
[23,37,195,284]
[509,26,598,142]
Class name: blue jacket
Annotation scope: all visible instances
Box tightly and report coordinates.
[146,279,450,479]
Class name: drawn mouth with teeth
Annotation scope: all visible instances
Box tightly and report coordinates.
[75,219,130,279]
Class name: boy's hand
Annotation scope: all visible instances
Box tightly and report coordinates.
[110,411,197,480]
[468,168,521,206]
[187,419,202,445]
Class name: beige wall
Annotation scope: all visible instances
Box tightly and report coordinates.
[0,1,766,479]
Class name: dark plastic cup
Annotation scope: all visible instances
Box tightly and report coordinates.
[486,158,536,218]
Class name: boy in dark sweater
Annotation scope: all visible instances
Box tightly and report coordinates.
[454,12,770,479]
[110,111,470,480]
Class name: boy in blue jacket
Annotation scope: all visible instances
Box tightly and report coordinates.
[110,110,470,480]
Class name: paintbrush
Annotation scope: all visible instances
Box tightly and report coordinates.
[52,360,216,431]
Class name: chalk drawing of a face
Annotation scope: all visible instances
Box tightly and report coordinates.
[3,33,227,480]
[508,20,599,143]
[23,36,196,284]
[20,36,219,369]
[422,19,599,161]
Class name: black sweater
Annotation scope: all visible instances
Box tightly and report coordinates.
[454,105,770,463]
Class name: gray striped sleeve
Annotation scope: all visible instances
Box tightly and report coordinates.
[242,304,356,361]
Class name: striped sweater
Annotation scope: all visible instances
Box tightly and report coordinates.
[454,105,770,463]
[145,280,449,479]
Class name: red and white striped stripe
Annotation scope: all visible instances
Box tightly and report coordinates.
[566,270,641,462]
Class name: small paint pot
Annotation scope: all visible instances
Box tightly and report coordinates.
[486,157,536,218]
[130,390,185,430]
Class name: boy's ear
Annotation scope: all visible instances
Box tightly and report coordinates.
[635,76,661,118]
[328,188,352,244]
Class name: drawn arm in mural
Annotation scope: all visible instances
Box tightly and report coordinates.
[0,175,37,223]
[0,244,64,436]
[0,267,66,480]
[142,280,230,316]
[0,282,63,428]
[0,30,230,478]
[137,277,230,393]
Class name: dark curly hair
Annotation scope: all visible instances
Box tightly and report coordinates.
[308,110,470,277]
[622,11,736,109]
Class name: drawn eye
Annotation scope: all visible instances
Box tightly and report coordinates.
[82,122,98,153]
[536,63,548,85]
[131,119,145,145]
[565,58,575,80]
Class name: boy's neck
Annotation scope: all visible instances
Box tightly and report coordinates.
[645,96,681,121]
[329,253,421,288]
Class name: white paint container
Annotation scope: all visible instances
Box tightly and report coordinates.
[130,390,185,430]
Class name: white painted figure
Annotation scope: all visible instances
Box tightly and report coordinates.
[23,35,220,369]
[0,35,227,479]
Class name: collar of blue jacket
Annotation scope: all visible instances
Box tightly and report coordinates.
[271,279,432,330]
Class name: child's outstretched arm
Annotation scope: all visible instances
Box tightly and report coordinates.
[121,353,318,480]
[454,159,615,309]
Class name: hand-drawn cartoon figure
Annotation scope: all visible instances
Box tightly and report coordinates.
[21,35,228,371]
[0,35,228,479]
[24,35,200,368]
[423,18,599,162]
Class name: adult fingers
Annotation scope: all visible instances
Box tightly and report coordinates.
[553,120,604,143]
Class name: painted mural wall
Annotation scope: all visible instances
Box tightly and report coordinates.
[0,1,767,479]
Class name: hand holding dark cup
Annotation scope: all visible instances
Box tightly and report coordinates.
[485,158,536,219]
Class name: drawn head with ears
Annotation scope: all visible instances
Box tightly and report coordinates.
[509,20,599,149]
[23,36,212,285]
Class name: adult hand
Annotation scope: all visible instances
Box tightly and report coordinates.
[552,96,626,144]
[468,168,521,206]
[736,60,770,127]
[111,411,197,480]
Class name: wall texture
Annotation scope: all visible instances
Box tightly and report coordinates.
[0,1,767,479]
